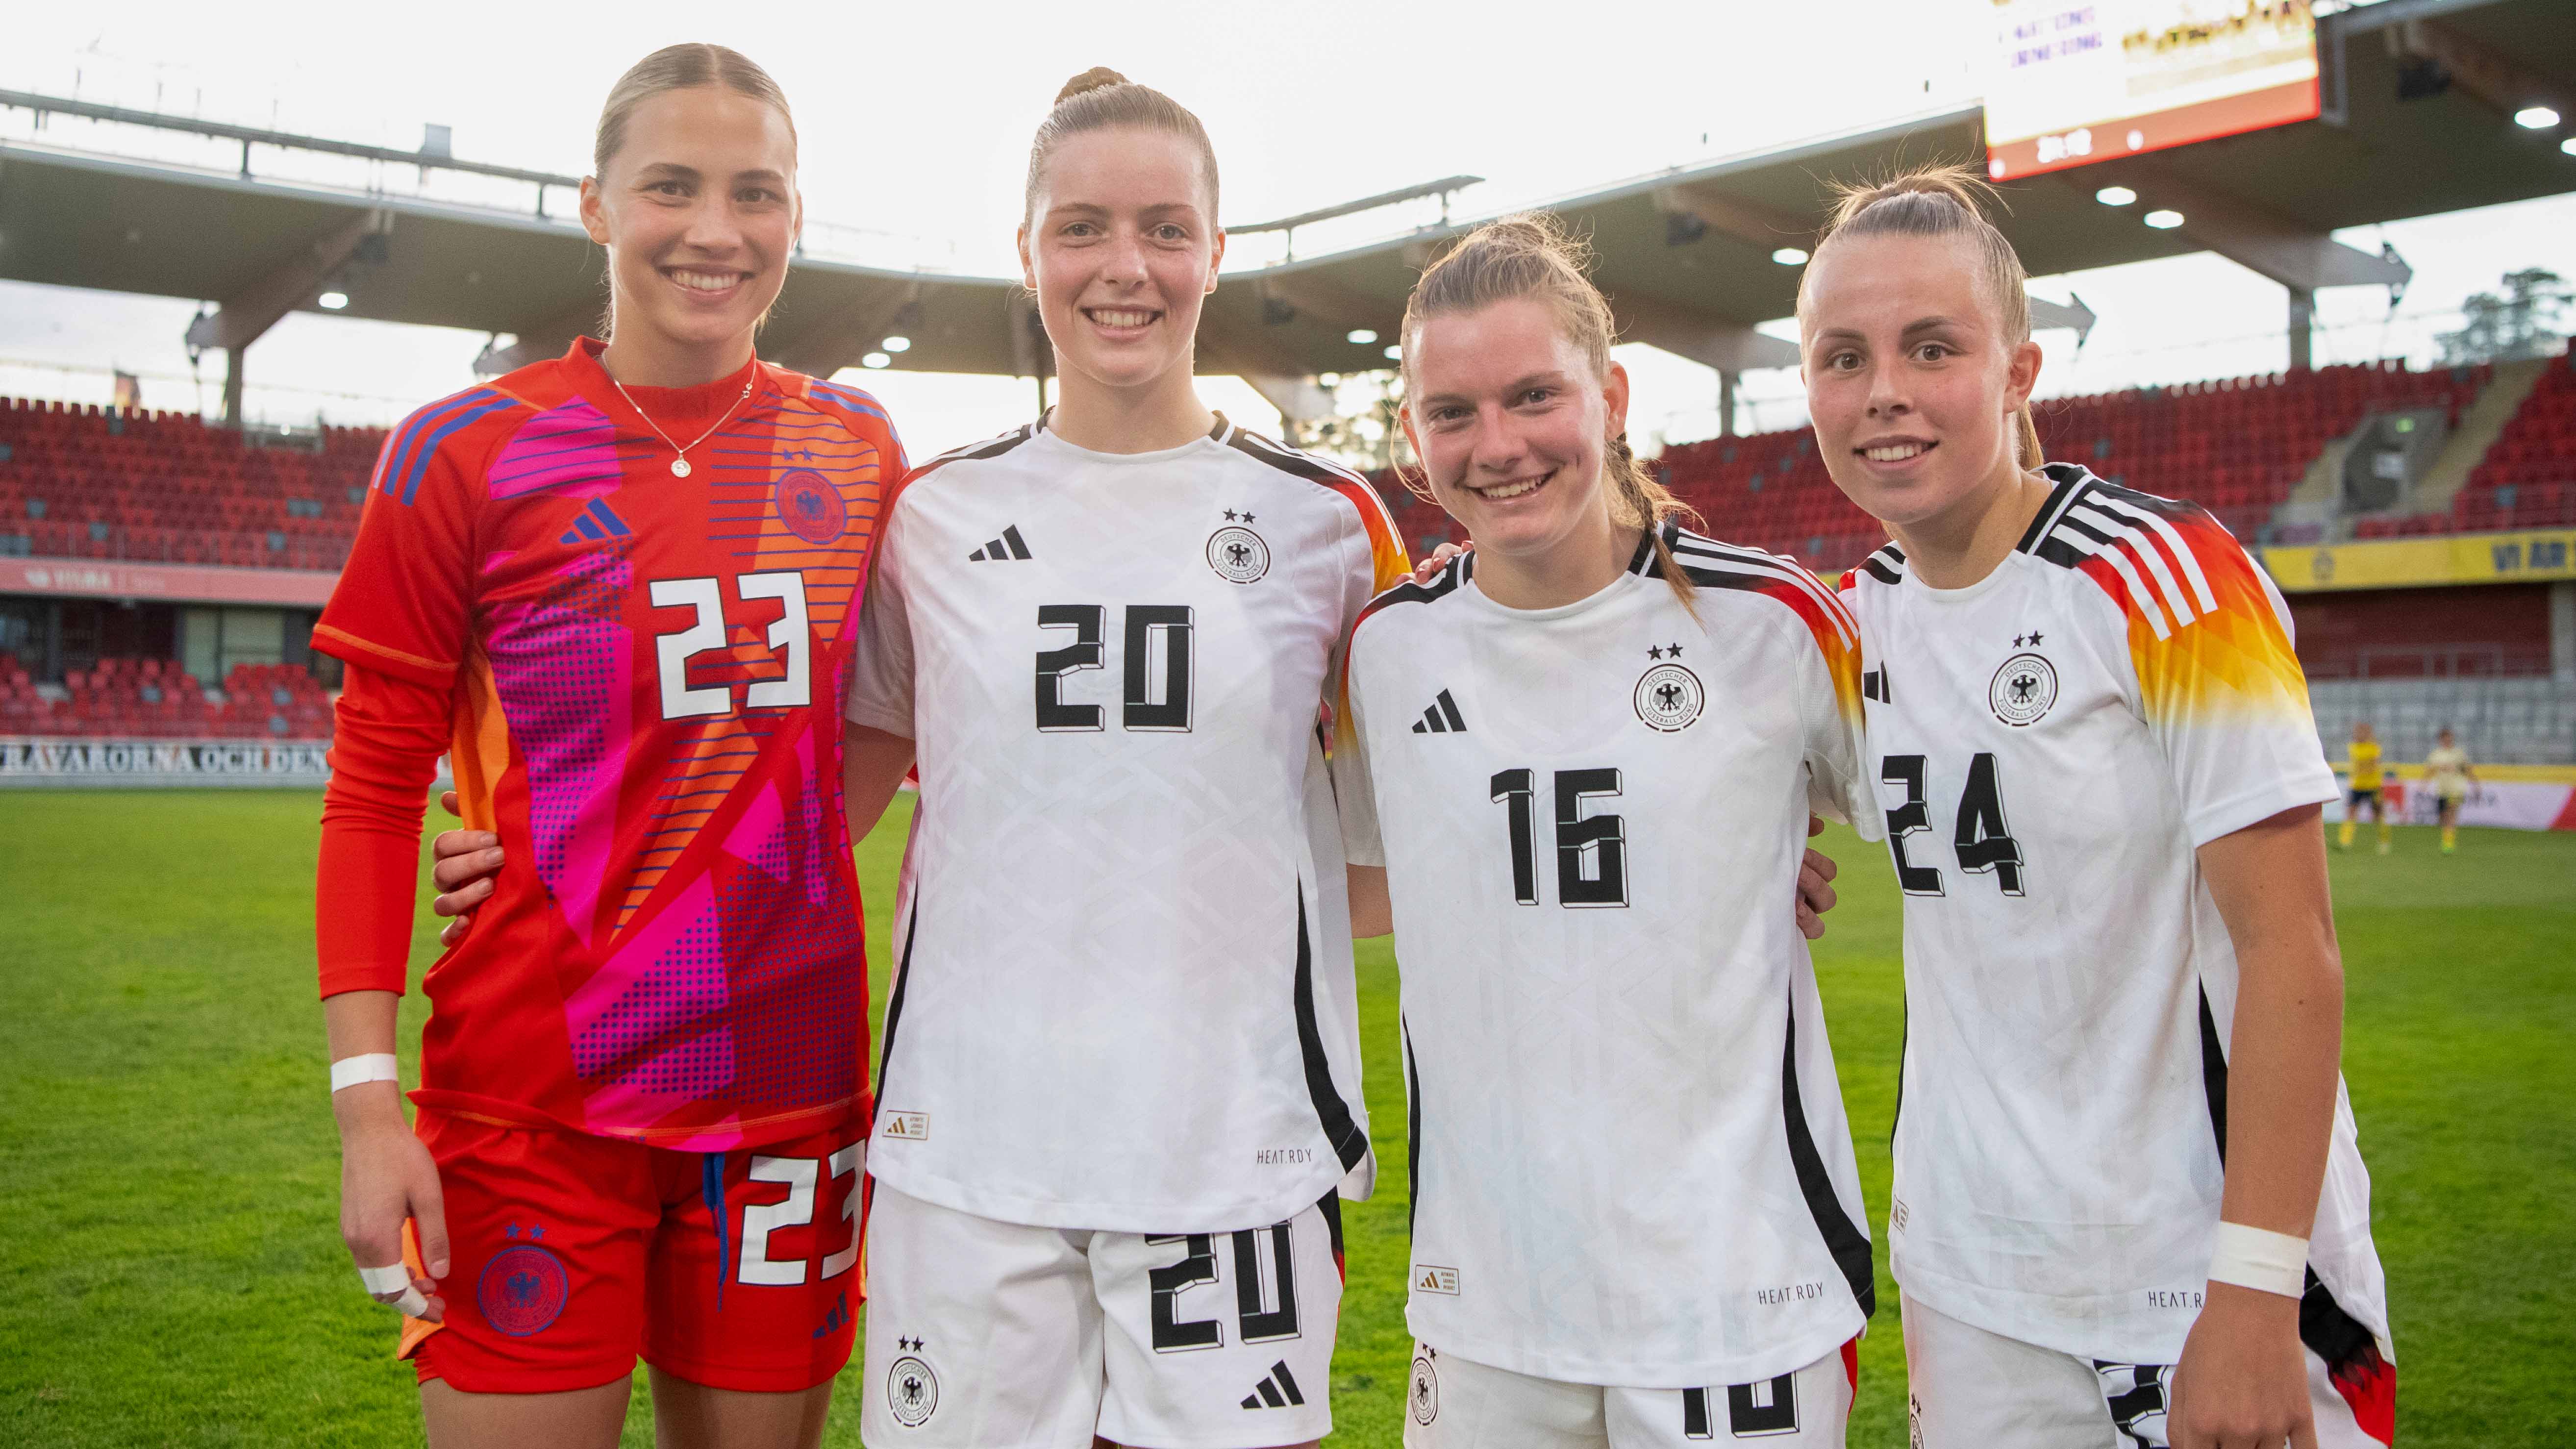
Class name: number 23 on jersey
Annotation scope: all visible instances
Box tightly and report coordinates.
[648,570,814,721]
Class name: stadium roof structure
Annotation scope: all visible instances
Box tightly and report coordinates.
[0,0,2569,426]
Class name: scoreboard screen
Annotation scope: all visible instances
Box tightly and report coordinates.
[1982,0,2320,179]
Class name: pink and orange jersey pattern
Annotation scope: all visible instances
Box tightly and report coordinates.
[315,339,902,1151]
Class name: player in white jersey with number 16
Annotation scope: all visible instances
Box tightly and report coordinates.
[1337,215,1878,1449]
[1802,167,2394,1449]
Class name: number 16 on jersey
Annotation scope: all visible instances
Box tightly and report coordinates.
[1491,767,1629,908]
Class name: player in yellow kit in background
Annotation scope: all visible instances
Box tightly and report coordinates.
[2425,727,2476,855]
[2338,722,2389,854]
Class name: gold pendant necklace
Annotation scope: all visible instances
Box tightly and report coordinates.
[608,370,755,477]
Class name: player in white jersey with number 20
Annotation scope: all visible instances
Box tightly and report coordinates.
[838,70,1410,1449]
[1802,167,2394,1449]
[1337,215,1878,1449]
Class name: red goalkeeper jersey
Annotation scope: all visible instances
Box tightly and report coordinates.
[315,338,902,1151]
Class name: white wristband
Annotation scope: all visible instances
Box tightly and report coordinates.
[2208,1221,2308,1299]
[330,1054,401,1094]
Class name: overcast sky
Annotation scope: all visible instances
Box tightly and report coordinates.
[3,0,2571,457]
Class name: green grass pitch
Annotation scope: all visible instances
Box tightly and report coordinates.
[2,791,2571,1446]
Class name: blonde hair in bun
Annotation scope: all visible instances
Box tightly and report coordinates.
[1024,69,1219,225]
[1056,66,1129,103]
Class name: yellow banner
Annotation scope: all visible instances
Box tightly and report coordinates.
[2265,528,2576,592]
[2339,761,2576,786]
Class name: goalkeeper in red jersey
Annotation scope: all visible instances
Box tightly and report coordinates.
[315,44,900,1448]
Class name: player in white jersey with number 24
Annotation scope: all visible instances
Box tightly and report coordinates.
[1802,167,2394,1449]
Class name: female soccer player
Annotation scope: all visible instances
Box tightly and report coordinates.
[1803,167,2394,1448]
[1336,215,1876,1448]
[2340,722,2390,854]
[2425,727,2475,853]
[828,70,1409,1449]
[316,45,900,1448]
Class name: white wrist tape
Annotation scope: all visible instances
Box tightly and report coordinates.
[330,1054,401,1094]
[359,1263,429,1317]
[2208,1221,2309,1299]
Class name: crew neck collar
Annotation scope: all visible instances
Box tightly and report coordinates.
[571,336,765,413]
[1465,553,1642,622]
[1033,408,1231,463]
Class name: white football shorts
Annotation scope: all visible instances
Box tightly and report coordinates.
[1401,1337,1856,1449]
[860,1180,1344,1448]
[1901,1293,2395,1448]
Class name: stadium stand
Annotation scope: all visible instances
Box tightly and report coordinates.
[0,650,332,739]
[0,348,2564,762]
[1372,360,2501,574]
[0,397,380,570]
[2358,350,2576,536]
[0,353,2543,579]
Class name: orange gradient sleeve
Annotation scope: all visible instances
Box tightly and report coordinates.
[2077,507,2337,845]
[1331,475,1412,596]
[1750,568,1873,832]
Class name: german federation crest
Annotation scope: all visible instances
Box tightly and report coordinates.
[886,1352,940,1427]
[1989,651,2058,727]
[1207,510,1270,584]
[775,469,847,545]
[1634,650,1705,733]
[1410,1350,1440,1424]
[477,1243,569,1337]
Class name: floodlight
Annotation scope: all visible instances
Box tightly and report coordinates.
[2563,137,2576,156]
[1383,345,1402,361]
[882,336,912,352]
[2143,210,2185,230]
[318,291,349,310]
[1772,248,1809,266]
[862,351,892,369]
[1348,329,1378,345]
[2514,106,2559,129]
[2095,186,2137,206]
[1319,373,1341,388]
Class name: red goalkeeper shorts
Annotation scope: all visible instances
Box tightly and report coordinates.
[398,1102,868,1395]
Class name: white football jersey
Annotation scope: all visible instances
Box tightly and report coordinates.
[1838,465,2390,1369]
[1337,526,1879,1388]
[844,415,1410,1232]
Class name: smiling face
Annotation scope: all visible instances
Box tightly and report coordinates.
[1800,231,2041,532]
[1019,127,1222,398]
[579,85,799,377]
[1401,296,1629,568]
